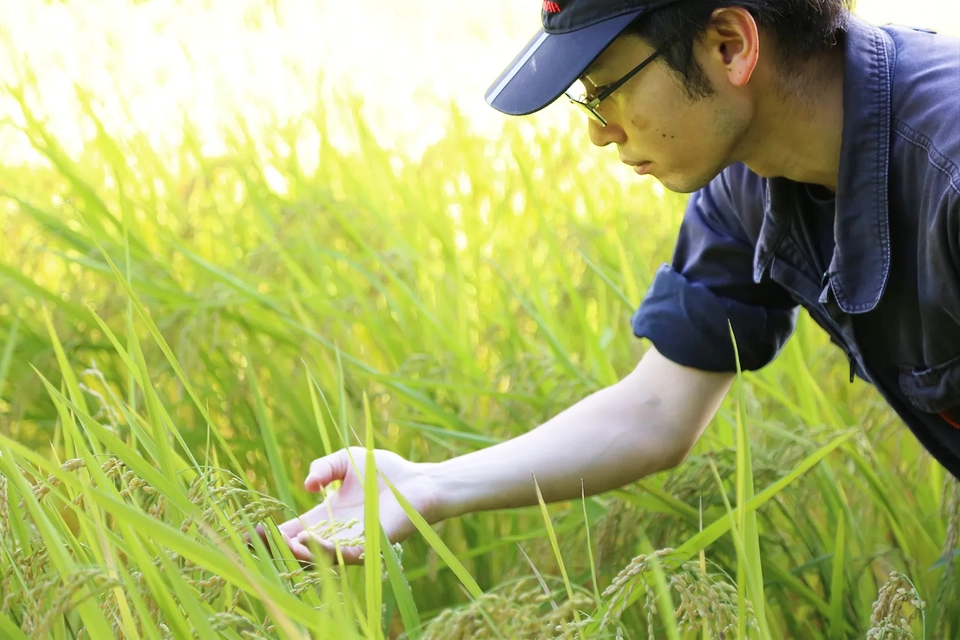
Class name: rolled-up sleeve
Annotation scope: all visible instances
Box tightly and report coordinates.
[632,167,798,372]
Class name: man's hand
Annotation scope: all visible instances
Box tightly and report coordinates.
[257,447,441,565]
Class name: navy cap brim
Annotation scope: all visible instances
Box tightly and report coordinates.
[485,8,647,116]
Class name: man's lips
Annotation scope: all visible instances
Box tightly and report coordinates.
[623,159,652,175]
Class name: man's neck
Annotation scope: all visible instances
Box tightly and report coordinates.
[737,52,845,192]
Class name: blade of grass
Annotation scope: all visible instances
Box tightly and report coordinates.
[28,374,197,516]
[582,428,855,636]
[0,316,19,400]
[363,393,384,640]
[379,471,483,600]
[380,521,422,640]
[0,443,114,638]
[0,612,28,640]
[700,493,709,640]
[305,364,335,458]
[706,456,753,640]
[155,549,221,639]
[0,261,89,321]
[532,473,580,630]
[39,302,89,440]
[485,258,592,387]
[247,351,294,508]
[110,556,164,640]
[0,428,310,636]
[828,514,846,639]
[82,303,242,479]
[75,214,239,475]
[402,518,584,582]
[638,525,681,640]
[85,490,320,628]
[730,322,771,640]
[581,481,602,605]
[516,159,616,385]
[118,521,197,639]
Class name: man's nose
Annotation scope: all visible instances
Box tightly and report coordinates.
[588,118,626,147]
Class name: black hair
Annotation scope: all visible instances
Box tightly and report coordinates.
[624,0,853,99]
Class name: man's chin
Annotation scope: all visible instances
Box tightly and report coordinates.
[652,175,700,195]
[654,168,725,195]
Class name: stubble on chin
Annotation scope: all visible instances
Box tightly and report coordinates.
[654,168,722,195]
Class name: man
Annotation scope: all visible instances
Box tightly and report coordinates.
[270,0,960,564]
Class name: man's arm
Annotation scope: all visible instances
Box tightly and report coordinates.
[429,346,734,520]
[276,345,734,563]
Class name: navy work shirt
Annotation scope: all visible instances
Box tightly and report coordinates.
[631,15,960,479]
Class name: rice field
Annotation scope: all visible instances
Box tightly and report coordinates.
[0,1,958,638]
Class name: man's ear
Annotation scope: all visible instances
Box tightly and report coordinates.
[701,7,760,88]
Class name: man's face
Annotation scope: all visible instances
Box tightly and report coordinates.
[578,33,754,193]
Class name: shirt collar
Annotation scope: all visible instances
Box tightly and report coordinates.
[753,15,896,314]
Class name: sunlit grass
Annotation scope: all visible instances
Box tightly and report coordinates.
[1,1,959,638]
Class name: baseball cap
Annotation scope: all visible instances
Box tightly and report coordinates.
[485,0,679,116]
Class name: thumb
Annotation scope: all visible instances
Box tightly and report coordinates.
[304,449,351,493]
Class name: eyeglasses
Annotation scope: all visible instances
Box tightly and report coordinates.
[564,42,673,126]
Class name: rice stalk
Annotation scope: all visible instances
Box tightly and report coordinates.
[866,572,926,639]
[600,547,753,638]
[934,476,960,639]
[418,577,599,640]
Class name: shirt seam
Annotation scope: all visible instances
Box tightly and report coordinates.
[891,120,960,199]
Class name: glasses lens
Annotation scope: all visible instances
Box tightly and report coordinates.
[564,92,605,125]
[572,78,590,99]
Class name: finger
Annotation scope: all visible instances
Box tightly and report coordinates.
[247,523,270,553]
[304,450,350,492]
[247,522,285,557]
[247,522,302,561]
[296,532,365,565]
[276,502,332,538]
[285,534,316,564]
[333,544,364,565]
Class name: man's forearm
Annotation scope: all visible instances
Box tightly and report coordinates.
[428,347,734,520]
[431,382,682,518]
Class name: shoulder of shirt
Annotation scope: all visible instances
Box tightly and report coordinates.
[884,24,960,199]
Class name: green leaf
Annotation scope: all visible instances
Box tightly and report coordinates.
[379,472,484,600]
[0,611,29,640]
[828,515,847,639]
[247,352,294,508]
[532,473,580,629]
[583,428,855,636]
[0,442,114,639]
[363,393,384,640]
[730,321,771,640]
[0,316,20,401]
[381,523,422,639]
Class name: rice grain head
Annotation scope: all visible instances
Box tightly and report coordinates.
[867,571,926,639]
[600,548,750,637]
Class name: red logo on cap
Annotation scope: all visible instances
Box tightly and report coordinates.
[543,1,561,13]
[942,411,960,429]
